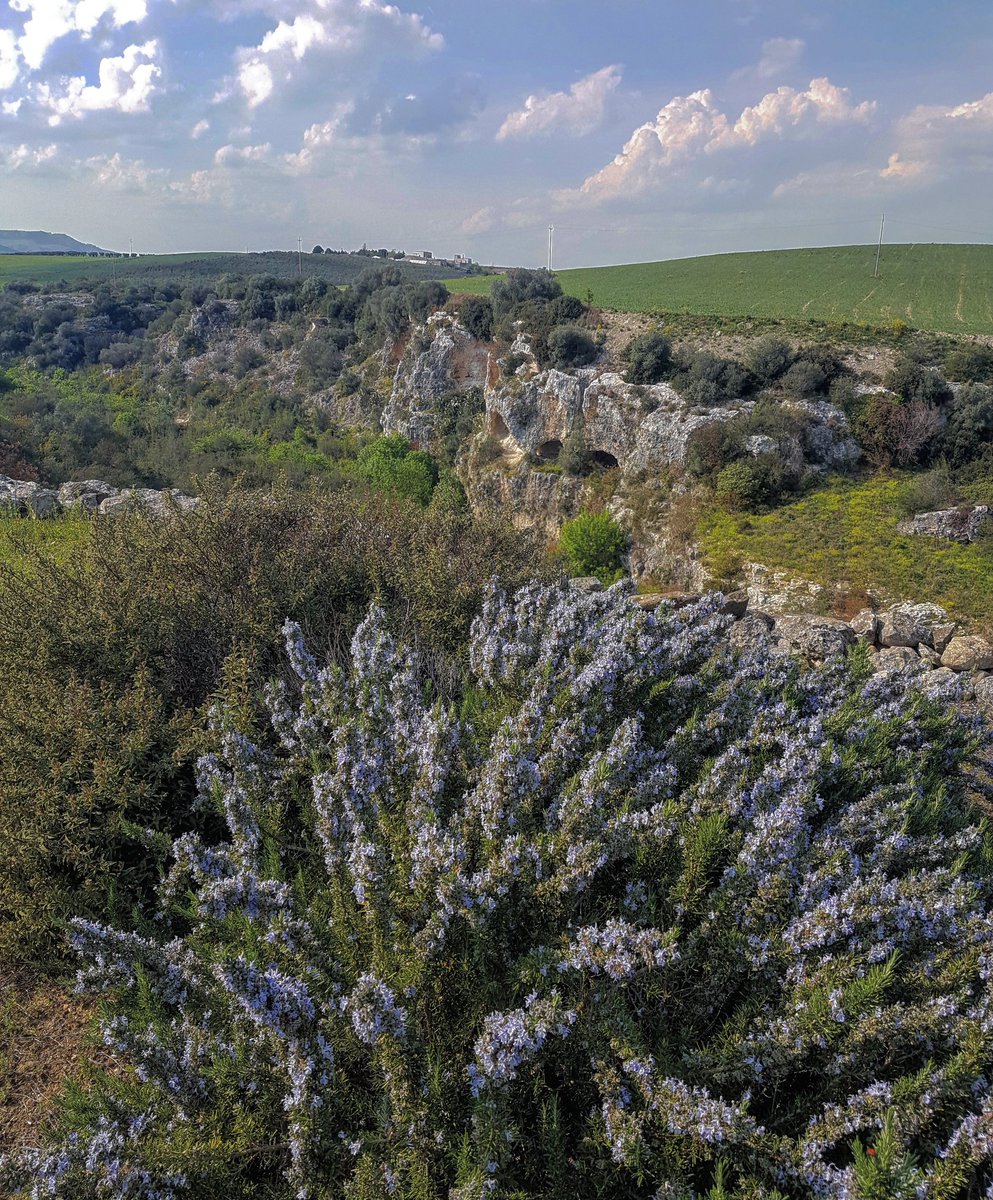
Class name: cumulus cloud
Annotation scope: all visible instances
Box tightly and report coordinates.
[3,0,148,79]
[191,119,210,139]
[571,77,875,203]
[888,91,993,179]
[37,39,160,123]
[497,64,622,141]
[0,140,57,169]
[232,0,443,108]
[214,142,272,165]
[0,28,19,89]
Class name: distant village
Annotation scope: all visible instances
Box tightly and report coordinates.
[315,243,480,271]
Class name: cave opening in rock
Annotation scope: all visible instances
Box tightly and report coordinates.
[489,412,510,439]
[587,450,619,470]
[536,440,563,462]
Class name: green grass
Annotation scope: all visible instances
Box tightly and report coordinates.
[698,474,993,627]
[449,244,993,335]
[0,251,464,288]
[0,516,88,570]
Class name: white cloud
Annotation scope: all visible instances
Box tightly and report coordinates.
[497,64,622,141]
[5,0,147,76]
[887,91,993,180]
[214,141,271,165]
[880,152,925,181]
[755,37,805,79]
[232,0,443,108]
[37,39,160,122]
[0,141,57,168]
[571,77,875,203]
[191,118,210,139]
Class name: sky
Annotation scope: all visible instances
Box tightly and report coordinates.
[0,0,991,267]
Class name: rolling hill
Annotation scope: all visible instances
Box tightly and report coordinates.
[447,244,993,336]
[0,229,109,255]
[0,249,468,287]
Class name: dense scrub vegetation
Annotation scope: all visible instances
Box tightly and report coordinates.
[0,488,548,969]
[3,581,992,1199]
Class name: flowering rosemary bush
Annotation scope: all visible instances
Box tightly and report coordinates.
[7,581,993,1200]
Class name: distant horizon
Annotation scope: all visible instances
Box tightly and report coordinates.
[7,233,993,276]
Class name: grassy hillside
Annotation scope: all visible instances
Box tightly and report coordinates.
[448,244,993,335]
[699,473,993,628]
[0,250,465,288]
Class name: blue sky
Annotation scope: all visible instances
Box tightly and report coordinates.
[0,0,991,266]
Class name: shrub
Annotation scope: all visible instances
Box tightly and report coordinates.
[673,351,751,406]
[745,335,795,386]
[458,296,494,342]
[8,584,993,1200]
[715,460,761,511]
[558,511,627,583]
[546,325,598,370]
[945,344,993,384]
[357,435,438,506]
[0,487,549,969]
[942,383,993,468]
[885,358,949,406]
[623,332,673,385]
[855,396,943,469]
[491,268,561,317]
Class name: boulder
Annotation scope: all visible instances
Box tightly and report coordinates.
[721,590,749,619]
[918,645,942,667]
[875,646,921,672]
[8,481,59,517]
[925,667,970,697]
[849,609,879,646]
[571,577,605,595]
[931,623,959,655]
[941,635,993,672]
[57,479,118,507]
[879,607,934,649]
[773,614,855,660]
[974,675,993,717]
[730,611,775,655]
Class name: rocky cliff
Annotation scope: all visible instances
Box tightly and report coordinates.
[382,314,859,580]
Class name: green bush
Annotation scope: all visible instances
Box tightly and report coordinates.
[559,511,627,584]
[745,335,795,385]
[942,383,993,468]
[945,343,993,383]
[673,351,751,405]
[458,295,493,342]
[547,325,598,370]
[715,460,762,512]
[357,434,439,506]
[623,331,673,384]
[0,486,550,970]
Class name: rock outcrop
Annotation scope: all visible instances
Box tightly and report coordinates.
[0,475,199,518]
[897,506,991,543]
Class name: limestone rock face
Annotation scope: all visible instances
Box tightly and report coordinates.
[0,478,59,517]
[849,609,880,645]
[897,506,991,543]
[772,614,855,660]
[941,635,993,672]
[384,317,491,445]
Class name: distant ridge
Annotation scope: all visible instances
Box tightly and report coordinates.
[0,229,110,255]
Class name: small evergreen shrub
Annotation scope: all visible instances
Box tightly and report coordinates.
[623,332,673,385]
[6,584,993,1200]
[745,336,795,386]
[546,326,598,370]
[558,511,627,583]
[715,460,761,511]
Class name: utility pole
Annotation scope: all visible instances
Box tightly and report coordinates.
[128,237,134,259]
[547,225,554,273]
[874,213,885,279]
[297,236,304,277]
